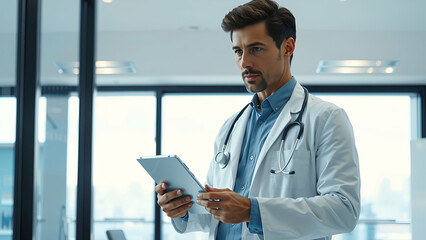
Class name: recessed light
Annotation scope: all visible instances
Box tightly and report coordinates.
[55,61,136,75]
[103,0,113,3]
[316,60,399,74]
[385,67,394,74]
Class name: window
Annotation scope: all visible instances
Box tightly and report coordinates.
[161,92,416,240]
[0,1,17,237]
[161,93,250,240]
[0,98,16,143]
[7,85,420,240]
[317,94,414,240]
[0,97,15,239]
[92,93,156,239]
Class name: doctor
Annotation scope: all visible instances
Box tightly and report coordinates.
[155,0,360,239]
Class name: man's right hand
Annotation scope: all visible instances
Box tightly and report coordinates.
[155,182,193,218]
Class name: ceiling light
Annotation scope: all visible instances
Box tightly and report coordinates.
[316,60,399,74]
[103,0,113,3]
[385,67,394,74]
[55,61,136,75]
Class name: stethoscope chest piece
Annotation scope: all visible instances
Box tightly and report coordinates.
[215,151,230,169]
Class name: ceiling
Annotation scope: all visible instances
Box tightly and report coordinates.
[1,0,426,86]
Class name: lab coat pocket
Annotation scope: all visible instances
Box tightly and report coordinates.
[269,149,313,197]
[270,149,310,174]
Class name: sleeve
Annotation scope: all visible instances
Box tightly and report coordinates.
[247,198,263,234]
[172,213,212,233]
[258,108,361,239]
[181,213,189,222]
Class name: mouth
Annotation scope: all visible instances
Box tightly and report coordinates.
[242,69,262,83]
[243,74,259,82]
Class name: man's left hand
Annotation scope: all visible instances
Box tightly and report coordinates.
[197,185,251,224]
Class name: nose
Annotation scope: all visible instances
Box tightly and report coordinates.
[240,52,253,69]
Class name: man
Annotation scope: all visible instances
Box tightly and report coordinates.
[155,0,360,239]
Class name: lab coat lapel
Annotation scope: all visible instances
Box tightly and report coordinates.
[251,83,306,181]
[220,106,252,189]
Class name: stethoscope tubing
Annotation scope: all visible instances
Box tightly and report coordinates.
[215,87,309,174]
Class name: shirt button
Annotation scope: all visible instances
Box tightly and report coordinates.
[250,155,254,161]
[275,107,278,111]
[259,120,263,124]
[241,185,245,190]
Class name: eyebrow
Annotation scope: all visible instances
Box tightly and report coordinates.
[232,42,266,50]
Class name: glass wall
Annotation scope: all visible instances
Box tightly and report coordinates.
[0,98,15,240]
[92,94,156,239]
[161,92,416,240]
[161,94,251,240]
[36,0,80,239]
[95,0,160,237]
[0,0,17,239]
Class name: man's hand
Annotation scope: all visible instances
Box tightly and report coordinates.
[155,182,193,218]
[197,185,251,224]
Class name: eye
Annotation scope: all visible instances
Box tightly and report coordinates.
[234,49,243,56]
[249,46,264,55]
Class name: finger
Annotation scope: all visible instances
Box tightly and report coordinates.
[196,199,222,209]
[205,185,215,192]
[197,192,224,201]
[166,202,193,218]
[155,182,167,195]
[205,185,226,192]
[158,189,183,205]
[162,195,193,212]
[207,207,220,214]
[207,208,222,220]
[213,214,221,221]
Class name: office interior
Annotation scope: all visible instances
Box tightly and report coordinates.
[1,0,426,240]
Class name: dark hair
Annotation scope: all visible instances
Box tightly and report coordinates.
[222,0,296,62]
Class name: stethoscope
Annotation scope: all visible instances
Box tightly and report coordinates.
[215,87,309,175]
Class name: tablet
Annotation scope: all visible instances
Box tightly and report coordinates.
[137,155,207,214]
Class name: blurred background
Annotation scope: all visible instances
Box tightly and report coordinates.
[1,0,426,239]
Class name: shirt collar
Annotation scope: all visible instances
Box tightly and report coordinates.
[250,77,297,113]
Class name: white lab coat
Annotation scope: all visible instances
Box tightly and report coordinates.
[172,83,361,240]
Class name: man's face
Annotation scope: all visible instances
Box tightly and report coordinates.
[232,22,288,94]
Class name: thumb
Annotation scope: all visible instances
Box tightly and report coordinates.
[205,184,221,192]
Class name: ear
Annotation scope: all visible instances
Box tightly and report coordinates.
[281,37,295,58]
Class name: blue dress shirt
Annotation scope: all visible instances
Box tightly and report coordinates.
[216,77,296,239]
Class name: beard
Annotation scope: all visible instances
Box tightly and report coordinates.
[242,69,267,93]
[244,76,267,93]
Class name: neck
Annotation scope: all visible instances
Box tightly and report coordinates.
[257,74,292,106]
